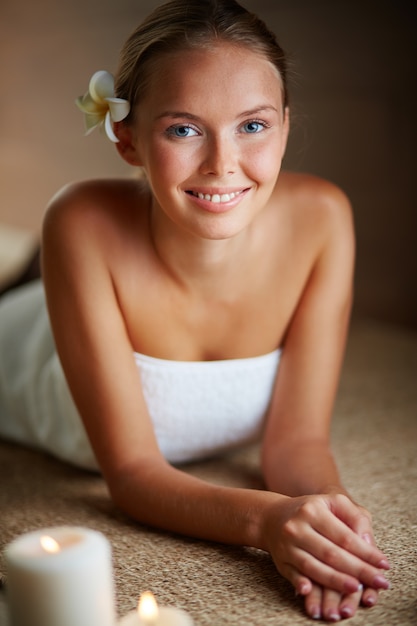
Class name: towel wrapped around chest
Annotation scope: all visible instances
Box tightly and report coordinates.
[0,281,281,470]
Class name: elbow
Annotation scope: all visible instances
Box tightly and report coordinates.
[102,455,170,521]
[102,466,135,516]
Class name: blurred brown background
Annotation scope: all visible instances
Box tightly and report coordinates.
[1,0,416,329]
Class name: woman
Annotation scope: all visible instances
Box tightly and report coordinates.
[0,0,390,620]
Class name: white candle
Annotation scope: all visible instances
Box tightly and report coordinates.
[119,591,194,626]
[4,526,115,626]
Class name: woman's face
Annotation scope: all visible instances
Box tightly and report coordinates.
[125,42,289,241]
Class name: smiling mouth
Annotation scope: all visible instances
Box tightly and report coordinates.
[186,190,246,203]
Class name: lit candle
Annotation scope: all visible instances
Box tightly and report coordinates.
[119,591,194,626]
[4,526,115,626]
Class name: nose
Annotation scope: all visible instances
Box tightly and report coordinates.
[199,132,236,176]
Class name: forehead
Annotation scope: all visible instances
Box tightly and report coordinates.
[139,42,284,115]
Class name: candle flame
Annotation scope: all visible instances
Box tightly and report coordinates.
[138,591,159,623]
[40,535,61,554]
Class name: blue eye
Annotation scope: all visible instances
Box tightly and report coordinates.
[167,125,198,138]
[242,120,265,134]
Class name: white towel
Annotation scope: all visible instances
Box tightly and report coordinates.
[135,349,281,464]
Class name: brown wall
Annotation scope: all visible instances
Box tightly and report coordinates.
[258,1,417,329]
[1,0,415,328]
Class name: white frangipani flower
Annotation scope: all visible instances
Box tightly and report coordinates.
[75,70,130,142]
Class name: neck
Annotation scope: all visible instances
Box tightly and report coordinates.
[148,203,256,295]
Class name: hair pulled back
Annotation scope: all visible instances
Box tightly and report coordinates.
[115,0,288,122]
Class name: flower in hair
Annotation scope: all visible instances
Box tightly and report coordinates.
[75,70,130,142]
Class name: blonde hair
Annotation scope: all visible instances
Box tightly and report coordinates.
[115,0,288,123]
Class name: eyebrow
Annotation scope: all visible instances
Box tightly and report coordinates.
[239,105,279,117]
[156,105,279,121]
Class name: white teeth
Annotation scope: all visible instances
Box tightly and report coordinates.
[195,191,238,203]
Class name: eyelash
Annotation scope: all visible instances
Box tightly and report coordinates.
[240,119,270,134]
[166,124,199,138]
[165,119,271,138]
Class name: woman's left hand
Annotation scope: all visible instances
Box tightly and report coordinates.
[304,583,379,621]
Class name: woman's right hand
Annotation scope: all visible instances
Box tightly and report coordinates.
[262,492,390,597]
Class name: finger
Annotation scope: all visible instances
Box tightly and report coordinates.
[323,495,390,568]
[327,493,368,531]
[338,586,363,620]
[361,586,379,608]
[361,531,390,570]
[300,502,390,571]
[304,583,323,620]
[345,503,376,548]
[276,561,313,596]
[309,535,390,590]
[291,542,390,594]
[353,517,391,578]
[362,531,375,545]
[334,496,372,533]
[322,587,345,622]
[291,546,362,594]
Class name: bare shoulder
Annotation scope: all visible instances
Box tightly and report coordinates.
[277,170,353,231]
[278,170,352,214]
[42,177,151,266]
[42,177,151,292]
[273,170,355,258]
[43,177,147,233]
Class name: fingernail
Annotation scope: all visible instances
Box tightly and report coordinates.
[311,609,321,620]
[328,613,341,622]
[362,533,372,544]
[378,558,391,570]
[364,595,376,607]
[340,606,353,618]
[373,575,390,590]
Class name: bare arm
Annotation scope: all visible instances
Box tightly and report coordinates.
[262,181,354,496]
[260,181,388,618]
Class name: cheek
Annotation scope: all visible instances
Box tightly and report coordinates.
[149,142,196,180]
[245,142,283,181]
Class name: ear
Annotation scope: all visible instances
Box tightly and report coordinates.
[114,122,143,166]
[281,106,290,158]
